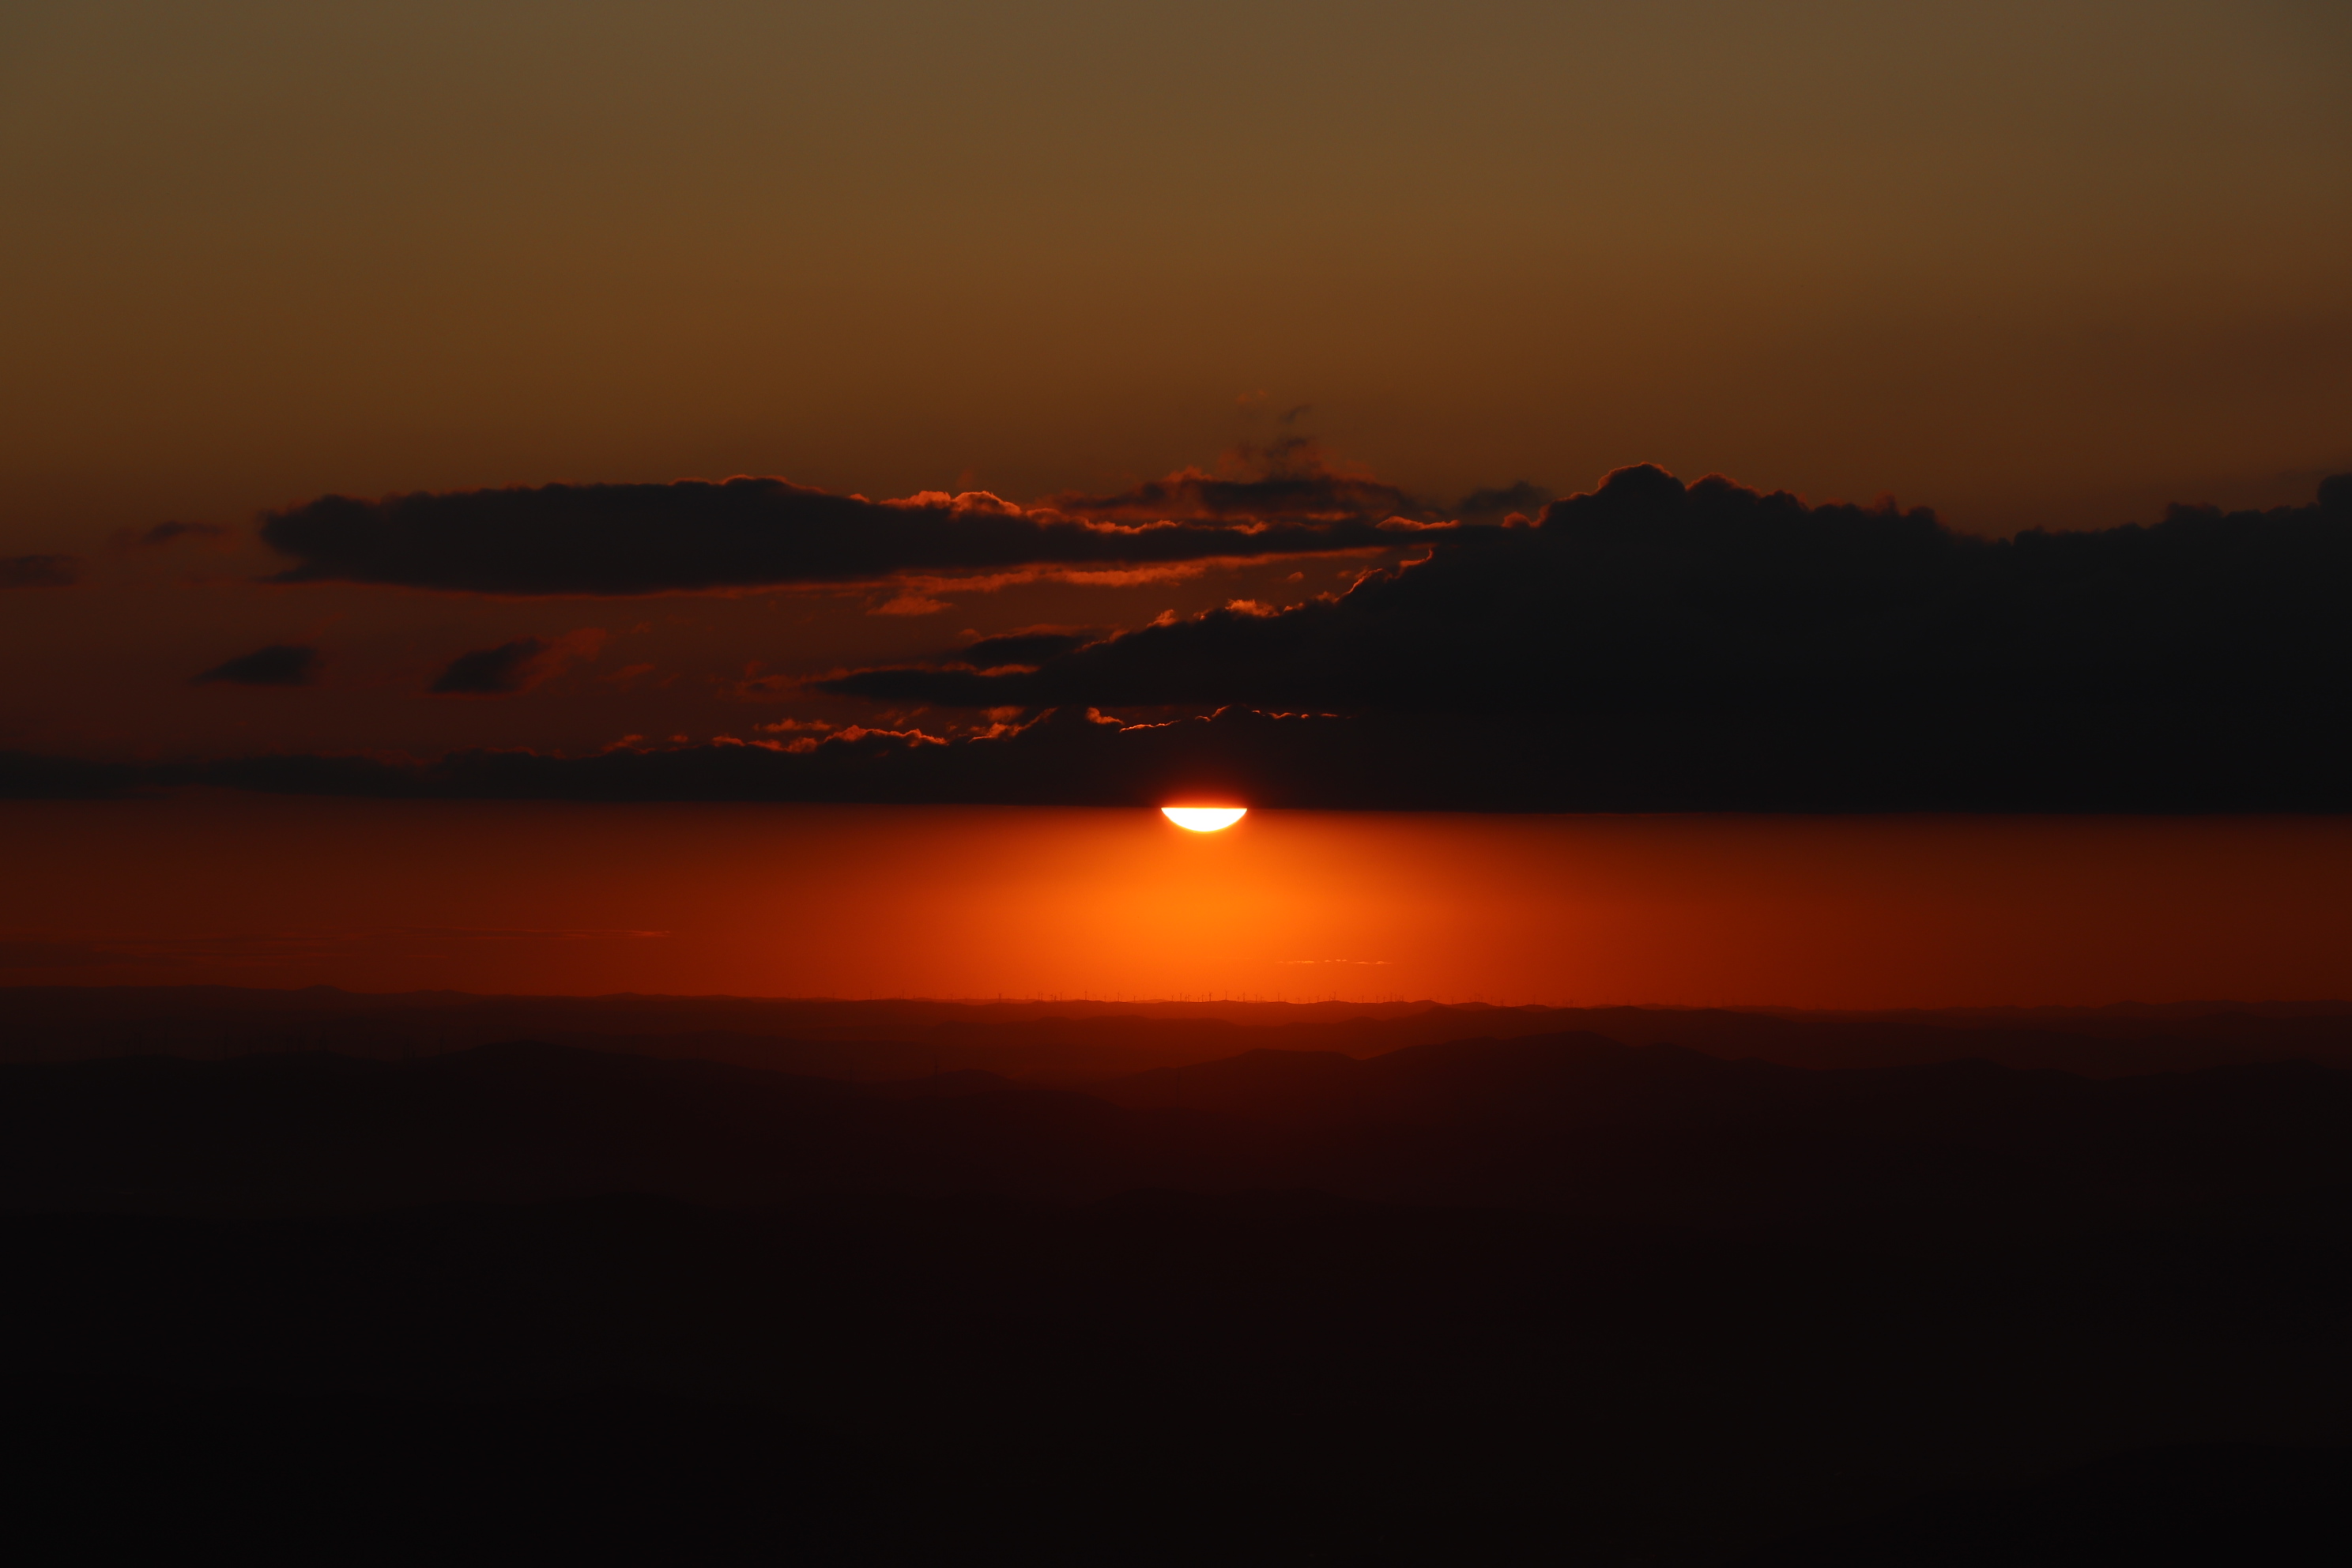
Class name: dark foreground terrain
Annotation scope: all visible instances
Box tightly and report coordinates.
[4,992,2350,1562]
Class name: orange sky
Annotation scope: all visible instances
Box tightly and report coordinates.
[7,797,2350,1006]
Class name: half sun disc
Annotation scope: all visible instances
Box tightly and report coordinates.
[1161,806,1247,832]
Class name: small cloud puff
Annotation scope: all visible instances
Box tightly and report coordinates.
[194,644,321,687]
[428,629,605,695]
[115,522,230,551]
[259,447,1423,597]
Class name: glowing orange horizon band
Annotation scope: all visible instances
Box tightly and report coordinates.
[1161,806,1247,832]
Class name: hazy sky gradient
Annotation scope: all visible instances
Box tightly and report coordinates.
[6,0,2348,547]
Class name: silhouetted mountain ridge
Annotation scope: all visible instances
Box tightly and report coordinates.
[6,1033,2350,1233]
[7,988,2350,1084]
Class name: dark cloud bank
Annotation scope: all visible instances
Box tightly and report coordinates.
[17,467,2352,811]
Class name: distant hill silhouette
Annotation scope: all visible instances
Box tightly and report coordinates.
[6,989,2350,1562]
[3,986,2348,1079]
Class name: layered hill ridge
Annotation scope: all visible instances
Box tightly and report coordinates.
[8,1031,2350,1228]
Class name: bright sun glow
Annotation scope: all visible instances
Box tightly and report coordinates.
[1161,806,1247,832]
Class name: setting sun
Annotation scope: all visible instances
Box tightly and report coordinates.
[1161,806,1247,832]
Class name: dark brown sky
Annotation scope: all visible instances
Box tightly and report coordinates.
[9,2,2346,524]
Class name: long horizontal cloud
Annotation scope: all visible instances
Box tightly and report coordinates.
[817,467,2352,729]
[258,470,1431,596]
